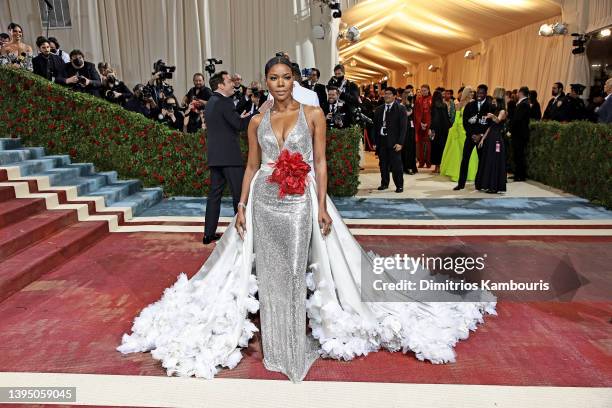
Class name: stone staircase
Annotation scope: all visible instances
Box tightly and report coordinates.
[0,137,163,302]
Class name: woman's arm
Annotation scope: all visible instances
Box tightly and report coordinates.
[308,105,333,235]
[235,114,262,238]
[310,106,328,209]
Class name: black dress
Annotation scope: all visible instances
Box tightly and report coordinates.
[430,102,451,165]
[475,121,507,193]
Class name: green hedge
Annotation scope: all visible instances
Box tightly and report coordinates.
[527,121,612,208]
[0,66,360,197]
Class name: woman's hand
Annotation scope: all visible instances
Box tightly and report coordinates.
[235,208,247,240]
[318,208,332,236]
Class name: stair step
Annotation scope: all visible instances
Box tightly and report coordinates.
[83,179,143,206]
[15,156,72,177]
[0,198,46,228]
[0,149,31,166]
[0,220,108,302]
[54,174,110,196]
[0,138,22,150]
[0,186,15,203]
[98,171,118,183]
[110,188,163,216]
[67,162,95,176]
[0,209,78,261]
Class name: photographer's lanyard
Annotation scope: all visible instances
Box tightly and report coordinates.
[381,104,391,135]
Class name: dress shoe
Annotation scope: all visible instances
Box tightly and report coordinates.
[453,185,464,191]
[377,185,388,190]
[395,187,403,193]
[202,233,221,244]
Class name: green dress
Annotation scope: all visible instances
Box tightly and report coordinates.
[440,107,478,182]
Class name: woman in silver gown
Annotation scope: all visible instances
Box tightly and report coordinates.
[118,57,496,382]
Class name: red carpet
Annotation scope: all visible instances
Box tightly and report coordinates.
[0,232,610,386]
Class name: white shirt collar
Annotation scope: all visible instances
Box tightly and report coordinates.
[518,96,528,104]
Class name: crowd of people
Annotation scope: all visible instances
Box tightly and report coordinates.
[2,22,611,195]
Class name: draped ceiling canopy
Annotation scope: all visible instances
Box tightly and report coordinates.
[338,0,562,83]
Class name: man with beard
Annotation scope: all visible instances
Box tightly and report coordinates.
[230,73,247,108]
[56,49,101,97]
[183,73,213,132]
[542,82,570,121]
[32,36,64,82]
[324,86,351,129]
[454,84,493,190]
[302,68,328,111]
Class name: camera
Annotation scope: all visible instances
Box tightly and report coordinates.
[352,106,373,126]
[139,86,153,102]
[152,59,176,80]
[301,68,312,78]
[204,58,222,75]
[76,74,88,86]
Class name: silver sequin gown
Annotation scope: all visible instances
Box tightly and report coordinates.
[252,103,320,382]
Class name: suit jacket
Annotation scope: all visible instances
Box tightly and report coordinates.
[32,54,65,81]
[302,81,328,112]
[56,61,102,97]
[511,98,531,142]
[324,100,351,129]
[543,93,570,121]
[373,102,408,148]
[204,92,251,167]
[598,95,612,124]
[463,99,493,137]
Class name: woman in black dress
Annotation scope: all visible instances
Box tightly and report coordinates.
[429,90,451,174]
[475,88,507,193]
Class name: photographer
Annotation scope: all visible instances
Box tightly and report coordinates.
[125,84,158,119]
[56,49,102,97]
[101,69,132,106]
[181,73,212,132]
[236,81,266,113]
[324,86,351,129]
[147,59,176,105]
[327,64,360,121]
[230,73,247,107]
[157,96,184,131]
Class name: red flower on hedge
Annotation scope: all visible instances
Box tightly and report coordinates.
[69,148,77,158]
[267,149,311,198]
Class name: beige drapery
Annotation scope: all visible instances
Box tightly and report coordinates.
[1,0,339,97]
[408,16,580,102]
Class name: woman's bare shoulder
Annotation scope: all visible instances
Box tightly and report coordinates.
[303,104,324,120]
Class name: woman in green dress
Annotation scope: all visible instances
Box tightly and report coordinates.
[440,86,478,182]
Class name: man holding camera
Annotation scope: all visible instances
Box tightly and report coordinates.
[57,49,101,97]
[327,64,360,120]
[100,68,132,106]
[157,96,184,131]
[183,73,213,133]
[230,73,247,107]
[373,87,407,193]
[324,86,351,129]
[125,84,158,119]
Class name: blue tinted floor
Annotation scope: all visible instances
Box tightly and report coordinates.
[140,196,612,220]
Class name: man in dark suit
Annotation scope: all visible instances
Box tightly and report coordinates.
[32,36,64,82]
[598,78,612,124]
[303,68,328,111]
[454,84,493,190]
[56,49,102,97]
[373,87,408,193]
[324,86,351,129]
[202,71,263,244]
[511,86,531,182]
[542,82,570,122]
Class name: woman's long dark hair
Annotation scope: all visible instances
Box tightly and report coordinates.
[432,90,444,108]
[264,56,293,77]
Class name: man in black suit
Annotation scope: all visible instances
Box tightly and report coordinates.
[324,86,351,129]
[303,68,328,111]
[542,82,570,121]
[32,37,64,82]
[454,84,493,190]
[511,86,531,182]
[202,71,253,244]
[56,49,102,97]
[373,87,408,193]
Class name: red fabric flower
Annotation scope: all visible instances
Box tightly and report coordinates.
[267,149,311,198]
